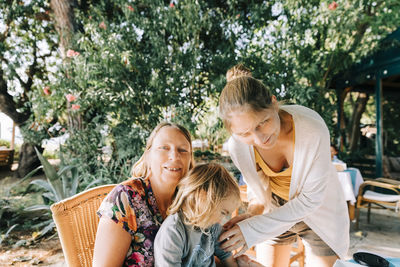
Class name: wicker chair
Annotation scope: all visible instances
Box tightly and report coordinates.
[355,178,400,230]
[50,184,116,267]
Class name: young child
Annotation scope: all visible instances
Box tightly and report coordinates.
[154,163,241,267]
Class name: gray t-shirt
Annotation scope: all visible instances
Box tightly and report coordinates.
[154,212,232,267]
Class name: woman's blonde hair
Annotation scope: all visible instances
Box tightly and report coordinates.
[131,122,194,178]
[168,163,241,229]
[219,64,273,130]
[226,63,252,82]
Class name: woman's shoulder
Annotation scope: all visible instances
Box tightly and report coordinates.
[282,104,322,121]
[121,177,147,192]
[282,104,328,133]
[106,177,148,201]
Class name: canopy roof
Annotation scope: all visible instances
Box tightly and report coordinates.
[333,27,400,178]
[334,28,400,94]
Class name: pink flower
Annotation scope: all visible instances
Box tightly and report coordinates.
[66,49,80,57]
[127,5,134,11]
[99,21,107,30]
[43,86,51,95]
[66,94,77,102]
[328,1,338,10]
[61,128,66,132]
[130,252,144,263]
[71,104,80,110]
[169,2,174,7]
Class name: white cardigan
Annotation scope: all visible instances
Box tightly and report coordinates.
[229,105,349,259]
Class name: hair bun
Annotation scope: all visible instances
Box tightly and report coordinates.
[226,63,252,82]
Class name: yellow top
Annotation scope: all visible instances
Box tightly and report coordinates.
[254,121,295,201]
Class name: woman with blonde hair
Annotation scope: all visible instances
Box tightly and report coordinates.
[93,122,194,267]
[218,64,349,267]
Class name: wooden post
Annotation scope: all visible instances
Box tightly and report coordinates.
[336,89,342,149]
[11,121,15,150]
[375,75,383,177]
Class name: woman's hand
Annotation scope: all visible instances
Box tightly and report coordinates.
[219,224,248,257]
[236,255,265,267]
[223,213,251,230]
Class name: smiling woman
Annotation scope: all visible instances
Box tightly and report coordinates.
[218,64,350,267]
[93,122,194,267]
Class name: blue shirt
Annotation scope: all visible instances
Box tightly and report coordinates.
[154,212,232,267]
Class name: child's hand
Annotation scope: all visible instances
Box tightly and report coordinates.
[223,213,251,230]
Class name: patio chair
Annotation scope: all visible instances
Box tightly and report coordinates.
[0,149,14,170]
[50,184,116,267]
[355,178,400,230]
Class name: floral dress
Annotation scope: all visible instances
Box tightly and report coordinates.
[97,178,163,267]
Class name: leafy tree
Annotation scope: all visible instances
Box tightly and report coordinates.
[3,0,400,180]
[0,0,59,177]
[231,0,400,146]
[34,0,248,179]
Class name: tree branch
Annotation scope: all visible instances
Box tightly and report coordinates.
[0,68,31,125]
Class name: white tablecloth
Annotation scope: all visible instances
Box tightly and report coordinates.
[345,168,364,196]
[337,172,356,204]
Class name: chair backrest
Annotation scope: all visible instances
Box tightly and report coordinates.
[0,149,14,168]
[50,184,116,267]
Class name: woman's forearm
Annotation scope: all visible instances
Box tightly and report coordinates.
[247,201,264,216]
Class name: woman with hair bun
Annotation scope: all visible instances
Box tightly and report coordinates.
[218,64,349,267]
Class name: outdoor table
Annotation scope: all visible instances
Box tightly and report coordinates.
[337,171,356,204]
[342,168,364,196]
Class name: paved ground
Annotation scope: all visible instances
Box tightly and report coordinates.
[347,208,400,259]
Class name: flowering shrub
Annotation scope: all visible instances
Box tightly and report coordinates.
[66,49,80,57]
[328,1,338,10]
[30,0,400,182]
[65,94,77,102]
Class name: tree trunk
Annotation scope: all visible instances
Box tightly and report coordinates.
[0,69,36,177]
[338,87,351,150]
[50,0,77,58]
[349,93,369,152]
[14,143,44,178]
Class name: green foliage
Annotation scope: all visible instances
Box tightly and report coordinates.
[0,224,18,246]
[194,149,220,160]
[193,96,230,150]
[0,139,10,147]
[0,0,61,143]
[18,148,102,239]
[26,148,101,208]
[31,0,241,179]
[232,0,400,139]
[383,96,400,156]
[3,0,400,187]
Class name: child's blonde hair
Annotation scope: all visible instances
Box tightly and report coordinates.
[168,163,241,229]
